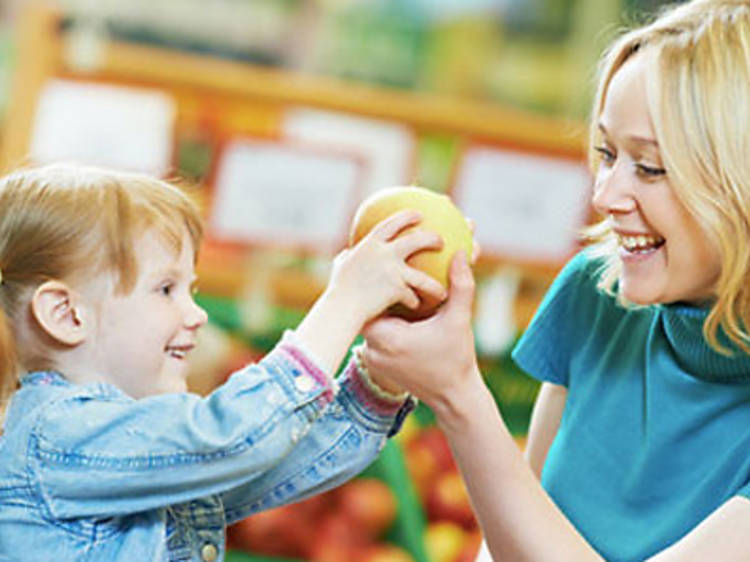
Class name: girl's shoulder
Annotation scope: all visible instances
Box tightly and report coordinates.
[5,374,132,446]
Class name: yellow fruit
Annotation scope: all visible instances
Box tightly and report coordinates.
[349,186,473,320]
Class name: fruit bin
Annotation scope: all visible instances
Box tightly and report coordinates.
[226,438,430,562]
[224,399,493,562]
[193,296,536,562]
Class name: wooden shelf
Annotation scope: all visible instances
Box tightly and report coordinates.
[2,4,587,324]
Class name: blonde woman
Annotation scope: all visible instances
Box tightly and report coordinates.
[363,1,750,559]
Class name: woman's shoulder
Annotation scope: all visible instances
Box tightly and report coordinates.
[559,248,607,282]
[543,249,610,307]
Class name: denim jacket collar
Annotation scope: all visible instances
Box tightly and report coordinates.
[20,370,130,400]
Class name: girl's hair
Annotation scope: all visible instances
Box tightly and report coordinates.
[0,163,203,421]
[585,0,750,354]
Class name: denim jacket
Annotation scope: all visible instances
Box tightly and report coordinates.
[0,333,413,561]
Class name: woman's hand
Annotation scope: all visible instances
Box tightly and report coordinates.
[361,252,482,413]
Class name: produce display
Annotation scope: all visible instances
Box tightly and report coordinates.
[225,407,484,562]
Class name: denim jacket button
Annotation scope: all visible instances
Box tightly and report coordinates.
[200,542,218,561]
[294,374,316,392]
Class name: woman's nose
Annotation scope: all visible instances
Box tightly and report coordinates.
[591,164,637,216]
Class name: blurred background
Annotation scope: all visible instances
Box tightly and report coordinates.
[0,1,679,561]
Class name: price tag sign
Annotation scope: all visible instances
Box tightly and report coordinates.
[30,79,175,175]
[209,139,365,252]
[454,145,591,262]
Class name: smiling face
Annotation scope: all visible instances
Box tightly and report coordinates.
[84,229,208,398]
[591,50,721,305]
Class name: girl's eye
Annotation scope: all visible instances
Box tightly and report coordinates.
[159,283,174,296]
[635,163,667,177]
[594,145,615,164]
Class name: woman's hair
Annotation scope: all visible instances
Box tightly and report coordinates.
[0,163,203,421]
[585,0,750,354]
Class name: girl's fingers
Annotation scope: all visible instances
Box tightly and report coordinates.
[366,210,422,241]
[398,287,421,310]
[391,229,444,258]
[403,268,447,302]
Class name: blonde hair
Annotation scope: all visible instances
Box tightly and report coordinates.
[0,163,203,420]
[585,0,750,354]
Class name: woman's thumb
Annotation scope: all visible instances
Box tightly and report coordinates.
[444,251,475,314]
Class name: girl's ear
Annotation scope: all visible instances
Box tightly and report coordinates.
[31,281,88,346]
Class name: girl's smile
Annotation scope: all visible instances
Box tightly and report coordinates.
[80,229,208,398]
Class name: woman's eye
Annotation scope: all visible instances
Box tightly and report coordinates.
[594,145,615,164]
[636,163,667,177]
[159,283,174,296]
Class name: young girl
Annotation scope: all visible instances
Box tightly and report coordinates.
[0,163,446,561]
[362,1,750,560]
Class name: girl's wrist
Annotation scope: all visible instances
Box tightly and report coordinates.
[320,285,371,331]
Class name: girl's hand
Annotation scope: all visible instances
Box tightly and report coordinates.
[361,252,481,412]
[327,210,447,327]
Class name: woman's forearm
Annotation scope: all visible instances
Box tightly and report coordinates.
[433,376,601,562]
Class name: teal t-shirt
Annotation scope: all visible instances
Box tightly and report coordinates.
[512,251,750,561]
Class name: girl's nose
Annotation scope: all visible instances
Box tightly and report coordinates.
[186,299,208,330]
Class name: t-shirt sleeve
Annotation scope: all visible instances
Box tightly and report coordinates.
[511,251,601,387]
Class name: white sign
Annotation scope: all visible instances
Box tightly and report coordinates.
[454,146,591,262]
[30,79,175,175]
[283,107,415,197]
[210,140,363,251]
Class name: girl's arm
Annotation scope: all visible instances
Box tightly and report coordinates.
[28,335,405,520]
[219,355,411,523]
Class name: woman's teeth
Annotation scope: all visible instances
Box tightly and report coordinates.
[619,234,665,253]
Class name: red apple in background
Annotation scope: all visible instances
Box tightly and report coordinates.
[293,490,334,522]
[356,543,416,562]
[338,478,398,540]
[404,427,456,499]
[309,512,369,562]
[425,470,478,530]
[349,186,473,320]
[227,504,311,559]
[309,540,356,562]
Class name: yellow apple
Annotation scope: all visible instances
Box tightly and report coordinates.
[349,186,473,320]
[424,521,470,562]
